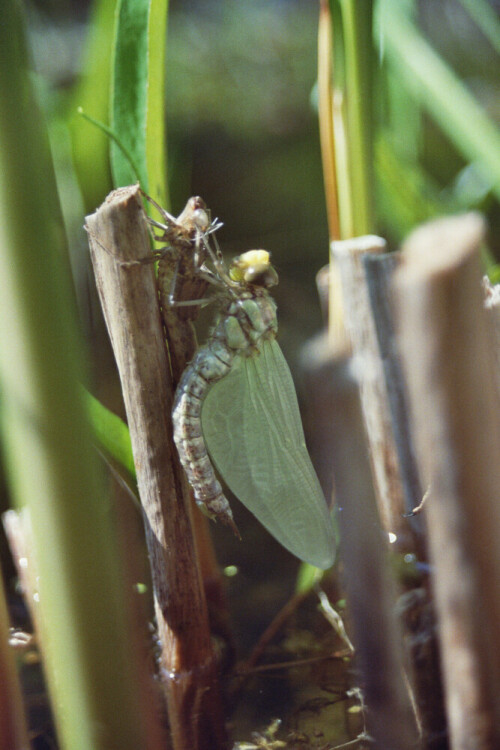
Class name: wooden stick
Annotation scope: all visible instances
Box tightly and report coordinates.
[307,261,446,747]
[363,253,426,545]
[393,213,500,749]
[331,236,415,549]
[327,353,419,750]
[86,186,227,750]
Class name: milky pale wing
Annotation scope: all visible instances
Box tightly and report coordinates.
[201,339,335,569]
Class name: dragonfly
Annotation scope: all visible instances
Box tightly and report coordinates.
[172,246,336,569]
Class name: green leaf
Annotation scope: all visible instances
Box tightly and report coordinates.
[68,0,116,211]
[111,0,169,207]
[0,1,153,744]
[147,0,169,207]
[379,0,500,202]
[84,388,136,480]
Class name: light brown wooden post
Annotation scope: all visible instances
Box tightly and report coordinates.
[331,236,416,550]
[393,213,500,750]
[86,186,227,750]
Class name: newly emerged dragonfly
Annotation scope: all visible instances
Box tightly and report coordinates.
[172,246,336,569]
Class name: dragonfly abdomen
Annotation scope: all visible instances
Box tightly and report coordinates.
[172,291,278,536]
[173,335,238,531]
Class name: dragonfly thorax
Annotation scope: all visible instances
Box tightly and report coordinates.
[219,293,277,353]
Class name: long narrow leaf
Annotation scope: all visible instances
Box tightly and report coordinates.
[146,0,169,207]
[379,0,500,201]
[0,3,160,747]
[111,0,169,207]
[84,388,136,480]
[69,0,116,210]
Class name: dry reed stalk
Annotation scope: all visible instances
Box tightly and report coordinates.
[86,185,227,750]
[307,253,448,746]
[394,213,500,750]
[331,235,417,550]
[326,352,419,750]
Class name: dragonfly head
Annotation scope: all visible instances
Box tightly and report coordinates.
[229,250,279,289]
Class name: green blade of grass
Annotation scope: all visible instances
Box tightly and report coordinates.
[0,3,163,746]
[111,0,169,207]
[84,388,137,481]
[147,0,169,206]
[379,0,500,201]
[68,0,116,211]
[84,390,135,478]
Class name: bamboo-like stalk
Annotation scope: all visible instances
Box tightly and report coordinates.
[0,5,166,748]
[338,0,375,236]
[394,213,500,749]
[318,0,340,243]
[318,2,376,346]
[318,1,345,349]
[86,186,227,750]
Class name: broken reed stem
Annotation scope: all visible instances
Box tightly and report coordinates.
[394,213,500,750]
[331,235,416,551]
[362,253,426,545]
[328,354,419,750]
[86,186,227,750]
[363,253,449,748]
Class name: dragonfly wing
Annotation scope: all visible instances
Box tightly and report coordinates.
[201,339,335,569]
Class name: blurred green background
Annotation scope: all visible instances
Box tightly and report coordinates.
[23,0,500,351]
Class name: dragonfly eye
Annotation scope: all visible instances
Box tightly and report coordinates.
[229,249,278,288]
[245,265,279,287]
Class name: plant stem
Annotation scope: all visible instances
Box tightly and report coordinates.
[338,0,375,236]
[86,186,228,750]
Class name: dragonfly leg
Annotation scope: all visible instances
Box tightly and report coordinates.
[140,188,177,226]
[166,265,215,309]
[200,231,240,292]
[84,224,163,268]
